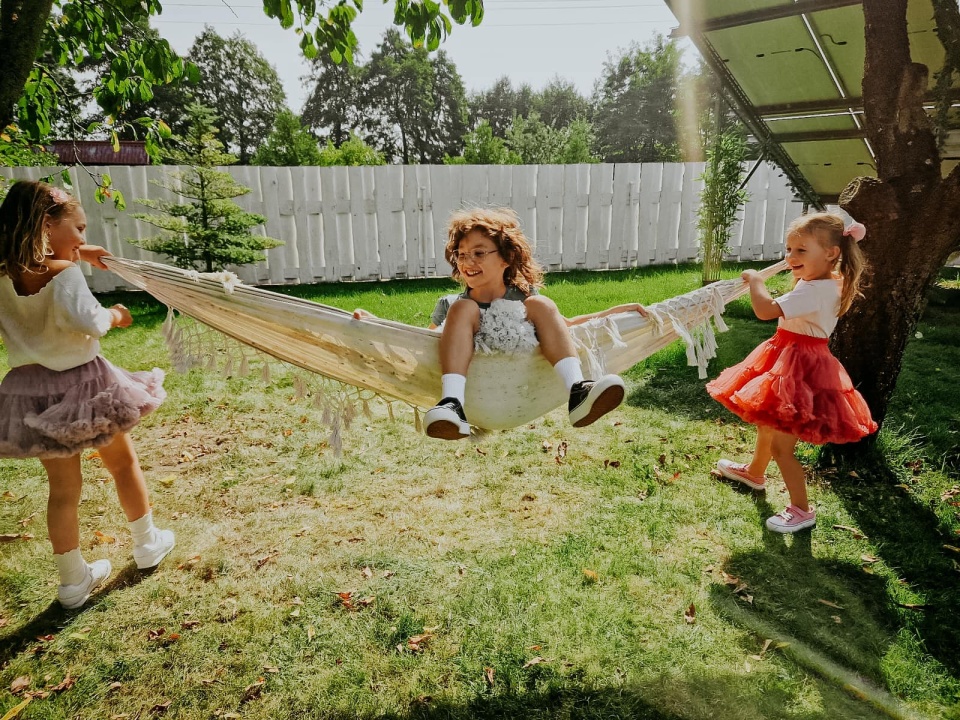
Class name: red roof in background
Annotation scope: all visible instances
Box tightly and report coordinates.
[49,140,150,166]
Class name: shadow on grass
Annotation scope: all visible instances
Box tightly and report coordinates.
[832,466,960,677]
[0,563,149,666]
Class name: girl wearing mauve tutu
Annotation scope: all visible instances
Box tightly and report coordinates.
[0,181,174,608]
[707,212,877,533]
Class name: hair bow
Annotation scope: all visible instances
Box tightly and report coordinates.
[843,221,866,242]
[49,187,72,205]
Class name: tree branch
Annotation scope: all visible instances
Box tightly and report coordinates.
[0,0,55,131]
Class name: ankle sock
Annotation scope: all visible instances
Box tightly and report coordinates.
[54,547,88,586]
[441,374,467,404]
[129,511,157,546]
[553,356,584,392]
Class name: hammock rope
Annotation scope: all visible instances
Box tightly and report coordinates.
[103,257,787,432]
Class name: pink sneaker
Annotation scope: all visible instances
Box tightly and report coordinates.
[766,505,816,533]
[715,459,767,491]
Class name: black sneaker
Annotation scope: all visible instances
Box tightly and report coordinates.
[568,375,625,427]
[424,397,471,439]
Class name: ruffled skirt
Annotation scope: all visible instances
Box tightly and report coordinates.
[706,328,877,445]
[0,357,166,459]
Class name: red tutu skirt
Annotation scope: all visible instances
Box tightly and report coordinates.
[706,328,877,445]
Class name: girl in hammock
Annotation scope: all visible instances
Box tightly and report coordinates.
[0,181,174,608]
[422,207,646,439]
[707,212,877,533]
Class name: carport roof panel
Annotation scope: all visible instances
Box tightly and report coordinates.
[664,0,952,205]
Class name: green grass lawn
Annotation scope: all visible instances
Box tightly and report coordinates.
[0,263,958,720]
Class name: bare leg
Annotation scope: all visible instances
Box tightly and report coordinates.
[40,455,84,555]
[439,299,481,375]
[769,430,808,510]
[523,295,577,364]
[97,433,150,522]
[747,424,775,479]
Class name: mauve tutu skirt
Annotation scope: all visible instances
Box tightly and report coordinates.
[0,356,166,459]
[706,328,877,445]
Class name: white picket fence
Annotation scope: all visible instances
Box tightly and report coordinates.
[2,162,802,292]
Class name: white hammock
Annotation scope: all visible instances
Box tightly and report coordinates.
[103,257,786,430]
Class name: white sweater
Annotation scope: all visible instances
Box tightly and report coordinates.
[0,264,113,371]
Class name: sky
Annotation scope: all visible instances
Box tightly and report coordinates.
[151,0,688,113]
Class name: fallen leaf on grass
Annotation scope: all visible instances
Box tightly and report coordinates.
[10,676,30,694]
[0,533,26,542]
[68,630,90,641]
[158,475,176,488]
[541,440,552,452]
[832,615,842,624]
[832,524,867,540]
[483,667,495,687]
[603,459,621,468]
[943,545,960,555]
[555,441,567,465]
[48,674,75,693]
[523,656,548,668]
[818,599,844,610]
[582,568,598,583]
[255,551,279,569]
[241,679,265,703]
[861,554,880,564]
[0,698,31,720]
[897,603,933,611]
[383,569,395,578]
[149,700,171,714]
[181,620,201,630]
[683,604,696,624]
[307,626,315,641]
[93,530,116,545]
[361,566,373,579]
[108,682,122,693]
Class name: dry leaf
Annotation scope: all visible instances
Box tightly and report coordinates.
[523,656,548,668]
[0,698,31,720]
[897,602,933,610]
[93,530,116,545]
[582,568,598,583]
[483,667,495,687]
[683,603,696,624]
[307,626,315,640]
[383,569,396,578]
[241,679,265,703]
[290,596,304,605]
[832,615,843,624]
[10,676,30,695]
[48,674,75,693]
[149,700,172,714]
[817,599,844,610]
[832,524,867,540]
[541,440,553,452]
[861,554,880,564]
[361,566,373,579]
[554,441,567,464]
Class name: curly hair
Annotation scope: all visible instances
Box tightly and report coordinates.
[444,207,544,294]
[786,211,868,316]
[0,180,81,278]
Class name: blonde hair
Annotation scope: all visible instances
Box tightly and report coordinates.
[0,180,82,278]
[445,207,544,293]
[786,211,868,315]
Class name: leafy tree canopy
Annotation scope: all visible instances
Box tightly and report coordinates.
[253,109,323,166]
[1,0,483,158]
[317,133,386,166]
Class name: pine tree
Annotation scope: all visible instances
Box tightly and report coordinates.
[129,103,282,272]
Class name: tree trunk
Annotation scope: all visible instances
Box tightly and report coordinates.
[0,0,54,132]
[832,0,960,452]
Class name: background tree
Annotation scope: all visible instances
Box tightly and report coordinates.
[830,0,960,435]
[1,0,482,155]
[187,27,286,164]
[469,77,536,138]
[252,109,322,166]
[301,51,364,147]
[697,128,748,285]
[444,120,521,165]
[592,35,683,163]
[361,29,467,164]
[533,78,591,129]
[129,103,281,271]
[317,133,386,166]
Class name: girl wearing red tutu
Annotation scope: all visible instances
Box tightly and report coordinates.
[0,181,174,608]
[706,212,877,533]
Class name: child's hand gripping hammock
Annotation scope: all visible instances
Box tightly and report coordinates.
[103,257,786,431]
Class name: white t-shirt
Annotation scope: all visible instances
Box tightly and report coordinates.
[774,278,842,338]
[0,264,113,371]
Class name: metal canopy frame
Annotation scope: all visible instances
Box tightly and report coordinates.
[664,0,955,208]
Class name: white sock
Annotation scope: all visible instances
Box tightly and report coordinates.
[441,374,467,404]
[54,547,88,586]
[553,356,584,391]
[129,511,157,546]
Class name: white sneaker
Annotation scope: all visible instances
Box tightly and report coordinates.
[58,559,112,609]
[424,397,471,440]
[133,529,176,569]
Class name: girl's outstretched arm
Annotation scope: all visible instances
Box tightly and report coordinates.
[565,303,647,327]
[78,245,111,270]
[742,269,784,321]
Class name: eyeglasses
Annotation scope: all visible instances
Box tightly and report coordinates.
[454,249,499,265]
